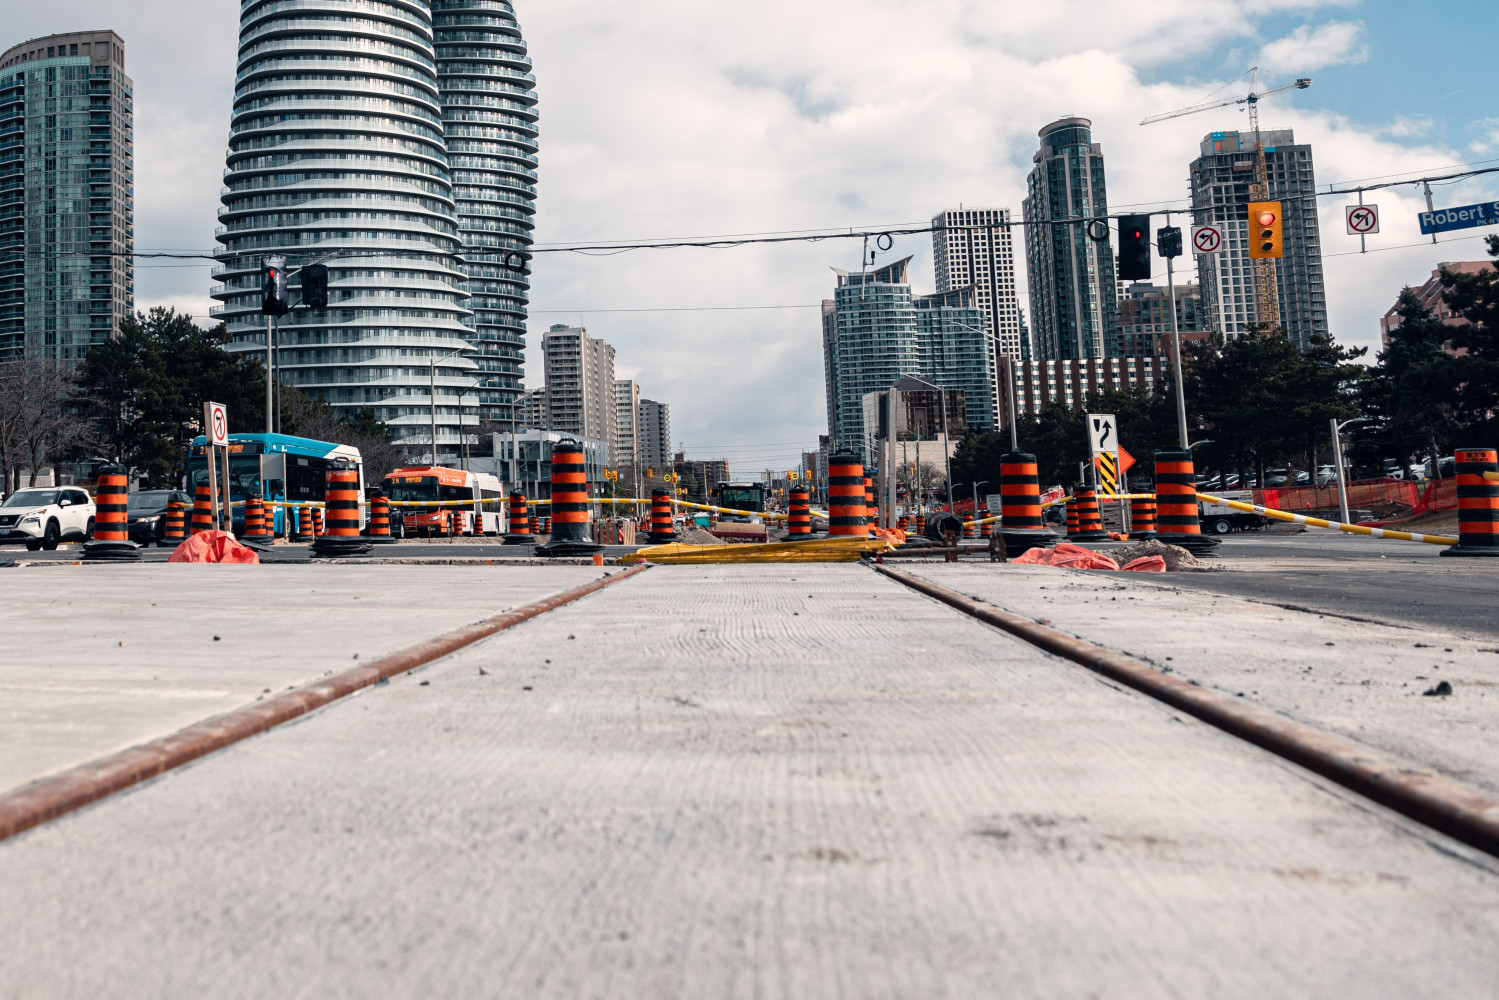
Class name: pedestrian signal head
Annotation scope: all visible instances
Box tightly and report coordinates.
[1248,201,1283,259]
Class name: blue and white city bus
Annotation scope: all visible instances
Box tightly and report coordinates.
[187,433,364,534]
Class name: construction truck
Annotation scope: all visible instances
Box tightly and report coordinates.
[709,481,769,543]
[1198,490,1265,534]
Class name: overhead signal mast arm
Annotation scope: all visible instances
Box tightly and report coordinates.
[1139,75,1311,125]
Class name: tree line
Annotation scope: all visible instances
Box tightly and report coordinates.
[953,236,1499,497]
[0,307,404,493]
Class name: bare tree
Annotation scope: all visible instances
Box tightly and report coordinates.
[0,358,91,490]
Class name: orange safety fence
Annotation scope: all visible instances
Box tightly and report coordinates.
[1257,477,1422,513]
[1361,476,1460,526]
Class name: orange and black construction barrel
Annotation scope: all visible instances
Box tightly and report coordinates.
[190,484,214,536]
[896,515,908,533]
[530,513,540,536]
[979,510,992,540]
[963,512,976,539]
[1153,449,1218,553]
[1065,497,1080,537]
[1070,485,1110,542]
[1130,495,1157,540]
[292,503,316,543]
[504,491,532,544]
[997,450,1057,557]
[786,485,812,538]
[367,493,397,545]
[312,459,371,557]
[1441,447,1499,558]
[647,489,677,543]
[241,495,273,545]
[864,476,877,535]
[163,500,188,546]
[83,463,139,560]
[311,505,325,538]
[538,439,601,556]
[542,514,552,536]
[828,453,867,537]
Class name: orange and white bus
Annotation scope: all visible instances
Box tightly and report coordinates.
[382,467,504,537]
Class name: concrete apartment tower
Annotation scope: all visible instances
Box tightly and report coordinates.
[541,324,616,446]
[1022,117,1121,361]
[613,379,641,467]
[637,398,671,472]
[0,32,133,360]
[213,0,538,462]
[1190,129,1327,347]
[932,208,1026,362]
[432,1,539,424]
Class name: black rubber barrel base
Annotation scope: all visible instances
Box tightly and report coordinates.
[1000,529,1058,558]
[503,534,534,545]
[1440,545,1499,558]
[82,540,141,561]
[646,532,678,544]
[1129,531,1158,541]
[537,537,602,557]
[366,535,399,545]
[311,538,373,558]
[1067,531,1112,543]
[1153,532,1221,554]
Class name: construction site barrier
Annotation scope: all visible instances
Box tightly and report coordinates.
[1196,492,1457,546]
[1264,477,1422,514]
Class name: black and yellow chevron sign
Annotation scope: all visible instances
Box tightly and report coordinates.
[1095,451,1120,495]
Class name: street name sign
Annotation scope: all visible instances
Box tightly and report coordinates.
[1419,202,1499,236]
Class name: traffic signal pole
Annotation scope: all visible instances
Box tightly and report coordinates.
[265,316,274,434]
[1166,251,1189,450]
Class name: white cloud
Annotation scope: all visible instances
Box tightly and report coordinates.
[4,1,1490,474]
[1257,21,1368,74]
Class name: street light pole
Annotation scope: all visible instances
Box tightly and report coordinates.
[1330,418,1369,525]
[1166,245,1189,450]
[430,356,438,466]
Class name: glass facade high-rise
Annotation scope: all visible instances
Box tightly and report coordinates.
[1022,117,1120,361]
[432,0,538,425]
[213,0,538,461]
[822,257,995,462]
[1190,129,1327,347]
[0,31,133,361]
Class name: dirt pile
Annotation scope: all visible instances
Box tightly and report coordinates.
[1106,539,1211,571]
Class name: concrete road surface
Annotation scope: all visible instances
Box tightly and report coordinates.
[0,564,604,794]
[3,564,1499,998]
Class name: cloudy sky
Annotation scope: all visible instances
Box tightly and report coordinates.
[6,0,1496,476]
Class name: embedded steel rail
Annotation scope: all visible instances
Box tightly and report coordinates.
[873,563,1499,858]
[0,563,651,843]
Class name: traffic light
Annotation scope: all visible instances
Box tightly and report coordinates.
[301,263,329,310]
[1156,226,1182,259]
[260,255,289,317]
[1117,214,1151,280]
[1248,201,1283,259]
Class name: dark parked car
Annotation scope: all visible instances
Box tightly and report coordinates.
[127,489,192,545]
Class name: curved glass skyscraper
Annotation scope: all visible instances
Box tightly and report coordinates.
[214,0,536,460]
[433,0,538,426]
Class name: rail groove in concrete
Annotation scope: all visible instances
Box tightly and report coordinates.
[0,564,650,842]
[873,563,1499,858]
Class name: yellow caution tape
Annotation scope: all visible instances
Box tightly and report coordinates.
[622,535,893,565]
[1196,492,1457,546]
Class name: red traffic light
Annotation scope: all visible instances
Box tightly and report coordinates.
[1257,210,1277,227]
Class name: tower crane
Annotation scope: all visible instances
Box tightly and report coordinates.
[1141,69,1311,337]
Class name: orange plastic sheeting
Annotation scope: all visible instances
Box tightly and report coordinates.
[1013,543,1167,573]
[167,530,261,565]
[1013,542,1121,571]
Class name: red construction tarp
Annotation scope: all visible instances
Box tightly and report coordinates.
[1013,543,1166,572]
[167,531,261,564]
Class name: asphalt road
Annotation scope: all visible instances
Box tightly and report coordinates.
[4,565,1499,997]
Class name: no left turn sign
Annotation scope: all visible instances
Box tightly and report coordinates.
[1191,225,1222,254]
[1346,204,1379,235]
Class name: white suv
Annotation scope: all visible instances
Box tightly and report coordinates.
[0,487,96,551]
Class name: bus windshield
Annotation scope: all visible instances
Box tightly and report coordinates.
[188,456,263,495]
[387,480,438,504]
[717,487,763,510]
